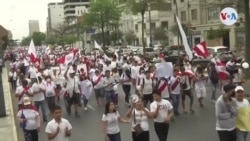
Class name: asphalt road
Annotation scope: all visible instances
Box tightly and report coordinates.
[11,83,244,141]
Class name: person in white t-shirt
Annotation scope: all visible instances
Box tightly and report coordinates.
[79,75,93,111]
[194,66,207,108]
[9,68,17,90]
[150,90,173,141]
[15,79,33,109]
[102,102,129,141]
[32,77,47,122]
[28,65,38,84]
[17,96,40,141]
[120,69,133,107]
[234,86,249,141]
[45,105,72,141]
[140,71,154,107]
[92,70,105,106]
[126,99,151,141]
[169,68,181,116]
[64,66,81,117]
[44,77,56,114]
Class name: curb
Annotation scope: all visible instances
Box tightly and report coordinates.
[3,68,18,141]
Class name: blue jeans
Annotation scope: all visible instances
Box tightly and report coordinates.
[105,90,115,103]
[171,94,180,115]
[34,100,47,121]
[211,83,217,100]
[108,132,121,141]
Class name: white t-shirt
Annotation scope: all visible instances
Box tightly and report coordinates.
[9,71,17,80]
[17,109,39,130]
[157,79,170,98]
[92,75,103,89]
[102,112,120,134]
[142,78,153,95]
[150,99,173,122]
[45,118,72,141]
[169,76,181,94]
[78,80,93,99]
[32,83,45,101]
[28,67,37,78]
[89,68,96,80]
[131,108,149,132]
[236,99,249,109]
[15,86,33,104]
[181,75,191,90]
[131,66,140,79]
[44,81,56,97]
[120,73,132,85]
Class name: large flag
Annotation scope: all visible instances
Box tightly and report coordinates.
[193,41,210,58]
[57,48,78,65]
[28,39,37,63]
[94,41,102,50]
[175,15,193,61]
[215,59,229,80]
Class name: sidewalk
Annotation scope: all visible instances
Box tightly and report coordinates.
[0,68,18,141]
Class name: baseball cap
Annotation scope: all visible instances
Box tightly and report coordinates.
[235,86,244,92]
[23,97,31,105]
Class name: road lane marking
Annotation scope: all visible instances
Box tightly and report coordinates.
[87,104,95,110]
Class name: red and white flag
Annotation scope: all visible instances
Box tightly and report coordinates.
[57,48,78,65]
[193,41,210,58]
[28,39,37,63]
[215,59,229,80]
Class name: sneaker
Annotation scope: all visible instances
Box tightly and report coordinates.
[84,107,88,111]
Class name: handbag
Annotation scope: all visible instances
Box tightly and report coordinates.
[133,109,143,135]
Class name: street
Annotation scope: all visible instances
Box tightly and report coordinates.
[11,83,235,141]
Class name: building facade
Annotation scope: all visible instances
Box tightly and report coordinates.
[28,20,40,36]
[173,0,245,49]
[63,0,90,23]
[47,2,65,31]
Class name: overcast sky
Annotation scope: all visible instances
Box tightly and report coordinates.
[0,0,62,40]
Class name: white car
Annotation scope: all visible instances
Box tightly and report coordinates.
[207,46,228,54]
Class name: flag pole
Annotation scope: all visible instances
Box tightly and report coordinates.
[174,0,181,67]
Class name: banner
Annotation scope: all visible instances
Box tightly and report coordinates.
[236,106,250,131]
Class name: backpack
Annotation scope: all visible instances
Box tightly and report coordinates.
[142,78,154,88]
[210,69,219,84]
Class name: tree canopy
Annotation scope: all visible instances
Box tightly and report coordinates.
[124,31,136,45]
[170,23,188,36]
[32,32,46,46]
[21,37,31,46]
[153,27,168,43]
[206,26,228,40]
[84,0,121,47]
[109,30,123,44]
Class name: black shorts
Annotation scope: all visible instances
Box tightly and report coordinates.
[94,88,104,98]
[181,89,193,101]
[66,93,80,105]
[143,94,153,103]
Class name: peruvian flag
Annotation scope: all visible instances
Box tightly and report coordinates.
[215,59,229,80]
[57,48,79,65]
[193,42,210,58]
[28,39,37,63]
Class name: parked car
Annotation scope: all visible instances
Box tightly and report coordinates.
[145,47,158,58]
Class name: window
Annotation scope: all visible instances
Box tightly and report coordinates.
[135,24,138,31]
[150,22,156,30]
[181,11,186,21]
[161,21,168,29]
[180,0,184,2]
[191,9,197,20]
[207,7,220,20]
[143,23,146,29]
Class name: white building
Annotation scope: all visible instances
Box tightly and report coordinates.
[173,0,245,49]
[47,2,65,30]
[63,0,90,23]
[28,20,40,36]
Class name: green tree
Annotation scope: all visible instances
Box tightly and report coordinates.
[153,27,168,44]
[63,35,77,46]
[206,26,228,40]
[126,0,164,53]
[124,31,136,45]
[46,35,59,45]
[109,30,123,44]
[244,0,250,78]
[21,37,31,46]
[50,23,73,47]
[84,0,121,48]
[170,23,188,36]
[32,32,46,46]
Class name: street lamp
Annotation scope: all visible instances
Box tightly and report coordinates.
[148,1,153,47]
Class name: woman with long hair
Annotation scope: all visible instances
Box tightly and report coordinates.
[126,99,151,141]
[17,96,40,141]
[79,75,93,111]
[102,102,129,141]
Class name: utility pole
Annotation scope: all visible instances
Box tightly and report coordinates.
[0,44,6,117]
[174,0,181,66]
[148,1,153,47]
[187,0,193,48]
